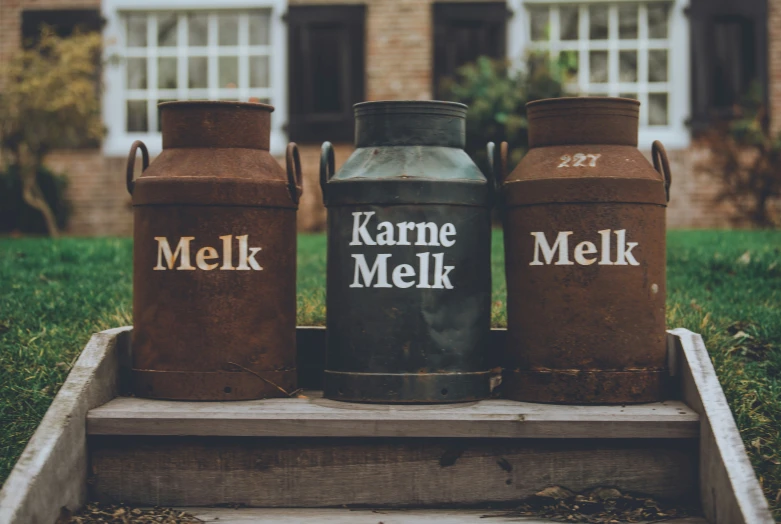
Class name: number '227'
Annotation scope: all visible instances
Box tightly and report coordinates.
[558,153,601,168]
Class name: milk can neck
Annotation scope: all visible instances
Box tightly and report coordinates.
[160,101,273,150]
[527,97,639,148]
[354,101,467,148]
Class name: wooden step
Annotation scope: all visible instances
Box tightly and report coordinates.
[87,392,700,507]
[180,508,708,524]
[87,391,699,439]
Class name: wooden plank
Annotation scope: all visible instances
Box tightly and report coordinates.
[0,327,131,524]
[89,436,698,507]
[87,392,699,439]
[669,329,774,524]
[184,507,709,524]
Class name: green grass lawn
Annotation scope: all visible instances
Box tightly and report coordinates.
[1,231,780,518]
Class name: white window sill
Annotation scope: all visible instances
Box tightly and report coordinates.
[638,127,690,150]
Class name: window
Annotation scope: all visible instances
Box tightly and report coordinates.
[287,6,365,143]
[689,0,767,130]
[433,3,508,98]
[121,11,273,132]
[527,2,672,126]
[102,0,287,156]
[511,0,689,148]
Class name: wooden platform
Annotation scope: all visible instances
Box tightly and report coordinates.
[87,389,702,507]
[87,392,700,439]
[182,508,709,523]
[1,327,775,524]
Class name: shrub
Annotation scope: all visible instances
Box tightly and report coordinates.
[0,165,71,234]
[440,54,565,176]
[697,85,781,228]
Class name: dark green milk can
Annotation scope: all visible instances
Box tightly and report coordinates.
[320,100,493,403]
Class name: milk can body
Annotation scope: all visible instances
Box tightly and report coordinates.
[321,101,492,403]
[498,97,671,404]
[127,101,302,400]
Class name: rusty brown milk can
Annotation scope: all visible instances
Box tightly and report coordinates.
[126,101,302,400]
[491,97,672,404]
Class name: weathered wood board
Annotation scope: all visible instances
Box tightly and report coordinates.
[669,329,774,524]
[87,392,699,439]
[0,327,131,524]
[182,508,709,524]
[89,436,698,507]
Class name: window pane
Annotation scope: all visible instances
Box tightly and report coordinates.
[649,93,668,125]
[127,100,148,132]
[560,6,579,41]
[219,14,239,46]
[127,14,147,47]
[620,93,637,100]
[648,3,669,39]
[619,50,638,82]
[589,5,608,40]
[530,7,549,41]
[188,56,208,88]
[127,58,147,89]
[618,5,638,39]
[558,50,579,82]
[188,13,208,46]
[158,57,177,89]
[219,56,238,87]
[589,51,608,83]
[250,56,270,88]
[649,49,668,82]
[249,11,270,45]
[157,12,177,47]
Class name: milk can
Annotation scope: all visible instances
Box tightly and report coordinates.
[126,101,302,400]
[492,97,671,404]
[321,100,493,403]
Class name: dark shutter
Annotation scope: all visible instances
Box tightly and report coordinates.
[689,0,767,130]
[433,3,508,98]
[287,5,365,143]
[22,9,104,48]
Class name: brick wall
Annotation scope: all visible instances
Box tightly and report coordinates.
[770,0,781,135]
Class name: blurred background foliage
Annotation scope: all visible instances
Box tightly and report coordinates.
[698,83,781,228]
[440,54,565,178]
[0,28,103,237]
[0,166,71,235]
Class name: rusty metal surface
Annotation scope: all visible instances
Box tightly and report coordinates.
[498,97,669,404]
[321,101,493,403]
[127,101,301,400]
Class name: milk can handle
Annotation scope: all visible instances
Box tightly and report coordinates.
[320,141,335,194]
[486,141,508,190]
[125,140,149,195]
[285,142,303,205]
[652,140,672,202]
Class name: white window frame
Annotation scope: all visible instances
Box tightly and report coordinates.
[507,0,690,150]
[102,0,288,157]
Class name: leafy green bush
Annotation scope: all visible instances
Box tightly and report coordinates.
[0,165,70,234]
[440,54,565,176]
